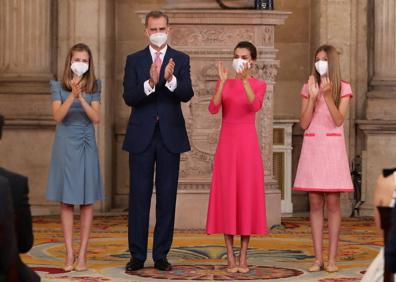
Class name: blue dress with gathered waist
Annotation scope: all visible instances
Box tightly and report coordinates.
[46,80,104,205]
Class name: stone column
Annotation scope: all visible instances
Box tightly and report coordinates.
[372,0,396,83]
[357,0,396,215]
[310,0,357,151]
[138,8,290,228]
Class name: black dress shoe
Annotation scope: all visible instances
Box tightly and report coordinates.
[126,258,144,271]
[154,258,172,271]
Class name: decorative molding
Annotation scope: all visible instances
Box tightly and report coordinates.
[3,118,55,129]
[252,61,280,83]
[367,90,396,99]
[258,26,274,46]
[0,93,52,118]
[258,87,273,174]
[0,81,52,95]
[179,145,214,179]
[198,63,219,82]
[357,120,396,134]
[369,78,396,91]
[168,48,278,59]
[171,26,255,46]
[164,0,253,9]
[137,10,291,27]
[178,182,211,191]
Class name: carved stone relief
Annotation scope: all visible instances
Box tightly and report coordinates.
[171,26,255,46]
[177,58,280,185]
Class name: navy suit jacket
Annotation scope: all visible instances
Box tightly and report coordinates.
[383,167,396,272]
[122,46,194,154]
[386,203,396,272]
[0,168,33,253]
[0,170,40,282]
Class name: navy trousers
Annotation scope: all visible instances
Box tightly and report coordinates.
[128,124,180,262]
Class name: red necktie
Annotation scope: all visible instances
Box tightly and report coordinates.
[154,52,162,76]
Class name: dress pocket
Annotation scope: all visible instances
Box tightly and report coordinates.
[326,133,342,136]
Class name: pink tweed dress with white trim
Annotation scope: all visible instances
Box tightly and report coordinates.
[293,81,354,193]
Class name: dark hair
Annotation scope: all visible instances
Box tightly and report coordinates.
[0,114,4,139]
[234,41,257,60]
[145,11,169,27]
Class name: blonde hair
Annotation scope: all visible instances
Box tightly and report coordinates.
[311,45,342,107]
[61,43,97,93]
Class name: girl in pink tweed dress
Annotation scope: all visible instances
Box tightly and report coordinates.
[293,45,353,273]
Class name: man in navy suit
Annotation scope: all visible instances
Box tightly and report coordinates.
[122,11,194,272]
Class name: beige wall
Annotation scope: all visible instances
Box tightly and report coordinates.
[0,0,374,217]
[274,0,311,119]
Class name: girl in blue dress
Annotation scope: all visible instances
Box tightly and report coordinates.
[46,43,104,272]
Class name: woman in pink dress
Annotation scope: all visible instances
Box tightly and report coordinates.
[206,41,267,273]
[293,45,354,273]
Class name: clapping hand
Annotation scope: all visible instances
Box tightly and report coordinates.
[320,76,333,97]
[164,58,175,82]
[71,78,82,98]
[240,62,250,81]
[308,75,319,100]
[149,63,160,88]
[218,61,228,82]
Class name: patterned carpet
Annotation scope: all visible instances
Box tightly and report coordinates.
[22,215,381,281]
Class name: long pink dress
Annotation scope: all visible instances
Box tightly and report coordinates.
[206,77,268,235]
[293,81,354,192]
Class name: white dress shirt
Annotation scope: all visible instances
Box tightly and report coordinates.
[144,45,177,95]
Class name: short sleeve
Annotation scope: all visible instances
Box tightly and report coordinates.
[208,80,222,114]
[50,80,62,101]
[341,81,353,98]
[300,83,309,99]
[92,80,101,102]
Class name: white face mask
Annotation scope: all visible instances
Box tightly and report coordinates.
[149,32,168,47]
[315,60,328,76]
[71,62,89,77]
[232,58,250,73]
